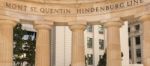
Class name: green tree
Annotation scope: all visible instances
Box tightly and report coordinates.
[13,24,36,66]
[13,24,26,66]
[97,51,123,66]
[24,31,36,66]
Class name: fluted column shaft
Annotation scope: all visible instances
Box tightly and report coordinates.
[0,20,16,66]
[34,22,53,66]
[69,22,86,66]
[140,15,150,66]
[104,21,122,66]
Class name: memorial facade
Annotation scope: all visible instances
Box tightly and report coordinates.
[0,0,150,66]
[54,24,129,66]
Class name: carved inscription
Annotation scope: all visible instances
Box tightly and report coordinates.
[5,2,27,11]
[3,0,144,15]
[77,0,143,14]
[39,8,71,14]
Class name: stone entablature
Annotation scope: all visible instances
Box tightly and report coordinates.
[0,0,149,24]
[0,0,150,66]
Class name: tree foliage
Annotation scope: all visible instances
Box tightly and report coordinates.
[13,24,36,66]
[97,53,106,66]
[97,51,123,66]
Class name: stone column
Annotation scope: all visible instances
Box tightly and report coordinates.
[140,15,150,66]
[104,20,123,66]
[0,20,16,66]
[34,21,53,66]
[69,22,87,66]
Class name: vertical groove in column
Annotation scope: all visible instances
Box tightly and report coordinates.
[142,21,150,66]
[35,29,51,66]
[71,30,85,66]
[140,15,150,66]
[0,25,13,66]
[106,26,122,66]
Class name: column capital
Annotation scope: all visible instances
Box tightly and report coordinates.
[103,20,123,28]
[139,14,150,23]
[0,19,18,27]
[68,21,87,31]
[34,20,54,30]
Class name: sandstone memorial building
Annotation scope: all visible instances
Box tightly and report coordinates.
[0,0,150,66]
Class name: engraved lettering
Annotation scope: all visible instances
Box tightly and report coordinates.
[2,0,144,15]
[40,8,71,14]
[5,2,27,11]
[30,7,37,12]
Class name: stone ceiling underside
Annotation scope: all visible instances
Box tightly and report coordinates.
[17,0,107,4]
